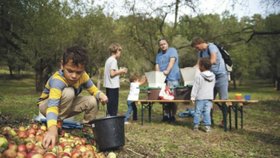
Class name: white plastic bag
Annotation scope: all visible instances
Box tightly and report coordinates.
[159,85,174,100]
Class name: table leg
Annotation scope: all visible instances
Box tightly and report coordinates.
[148,104,152,123]
[141,103,144,125]
[229,105,232,130]
[235,104,238,129]
[240,106,243,129]
[222,103,228,132]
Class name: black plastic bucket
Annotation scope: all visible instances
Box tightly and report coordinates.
[91,116,125,151]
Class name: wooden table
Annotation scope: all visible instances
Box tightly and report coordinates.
[136,99,259,131]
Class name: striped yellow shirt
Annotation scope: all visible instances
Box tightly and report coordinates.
[38,70,103,128]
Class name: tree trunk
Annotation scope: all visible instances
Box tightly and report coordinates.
[97,69,102,90]
[35,59,46,92]
[231,72,237,89]
[35,70,44,92]
[8,65,14,78]
[277,77,280,91]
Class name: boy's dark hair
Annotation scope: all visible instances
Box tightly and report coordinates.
[199,58,211,70]
[129,73,139,82]
[108,43,122,55]
[191,37,206,47]
[63,46,88,66]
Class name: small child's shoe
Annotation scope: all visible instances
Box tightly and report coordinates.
[124,121,130,125]
[205,126,211,133]
[193,125,199,131]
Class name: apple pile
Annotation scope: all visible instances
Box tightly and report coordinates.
[0,123,107,158]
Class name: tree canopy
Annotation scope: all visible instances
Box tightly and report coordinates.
[0,0,279,91]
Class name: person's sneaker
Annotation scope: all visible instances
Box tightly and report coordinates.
[205,126,211,133]
[169,116,176,122]
[162,116,169,122]
[124,121,130,125]
[193,125,199,131]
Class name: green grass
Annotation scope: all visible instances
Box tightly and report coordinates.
[0,76,280,157]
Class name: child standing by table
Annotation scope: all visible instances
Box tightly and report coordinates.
[191,58,215,132]
[125,74,146,124]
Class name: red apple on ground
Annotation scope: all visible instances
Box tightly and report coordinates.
[34,146,46,155]
[3,148,17,158]
[35,134,44,142]
[26,142,35,152]
[57,152,71,158]
[8,142,18,151]
[17,144,27,152]
[71,150,82,158]
[18,131,28,138]
[28,128,37,135]
[80,138,87,145]
[31,124,39,130]
[43,152,57,158]
[77,145,87,153]
[17,151,27,158]
[82,150,95,158]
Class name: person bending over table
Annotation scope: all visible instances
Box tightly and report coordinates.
[191,37,229,126]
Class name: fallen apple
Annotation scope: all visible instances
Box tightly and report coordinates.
[18,131,28,138]
[26,142,35,152]
[40,125,47,131]
[0,136,8,152]
[107,152,116,158]
[43,152,57,158]
[31,124,39,130]
[3,148,17,158]
[31,153,44,158]
[82,150,95,158]
[8,142,18,151]
[17,151,27,158]
[17,144,27,152]
[18,126,26,132]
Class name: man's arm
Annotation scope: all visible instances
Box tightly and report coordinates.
[163,57,176,75]
[209,52,217,64]
[155,64,160,71]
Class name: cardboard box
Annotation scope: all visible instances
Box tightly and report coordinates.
[180,67,199,86]
[145,71,166,88]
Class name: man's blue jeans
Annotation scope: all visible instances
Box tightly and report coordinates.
[193,100,212,126]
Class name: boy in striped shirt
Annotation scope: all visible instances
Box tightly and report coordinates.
[38,46,108,148]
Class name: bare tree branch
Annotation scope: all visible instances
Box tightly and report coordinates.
[246,30,280,43]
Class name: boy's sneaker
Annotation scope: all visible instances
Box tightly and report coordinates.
[193,125,199,131]
[205,126,211,133]
[162,116,169,122]
[169,116,176,122]
[124,121,130,125]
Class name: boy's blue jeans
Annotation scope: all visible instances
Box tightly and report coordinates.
[193,100,212,126]
[125,100,137,122]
